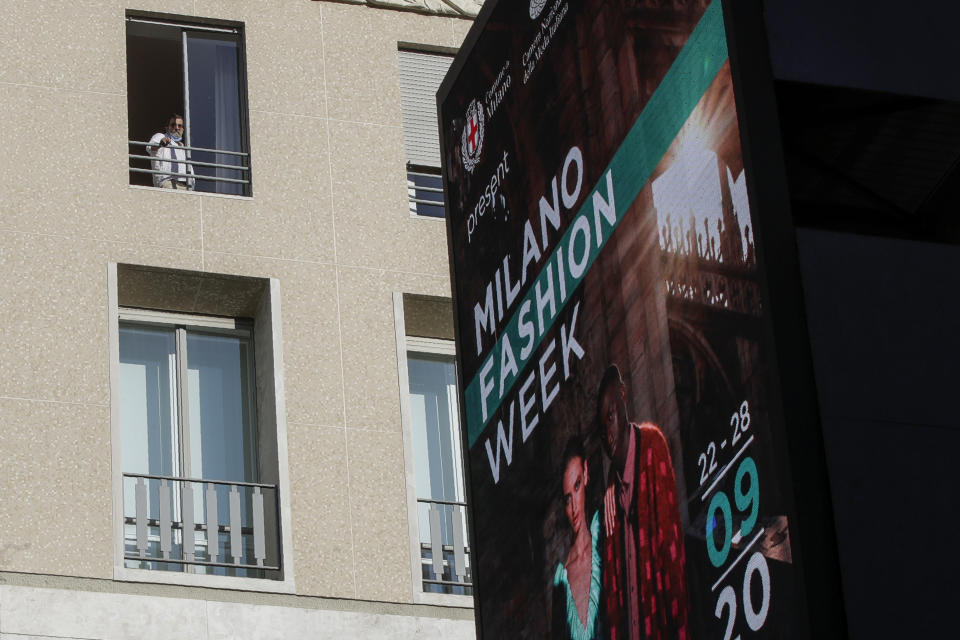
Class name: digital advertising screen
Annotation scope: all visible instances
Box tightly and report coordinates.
[439,1,812,637]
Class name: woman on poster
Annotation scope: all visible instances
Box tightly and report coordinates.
[552,438,605,640]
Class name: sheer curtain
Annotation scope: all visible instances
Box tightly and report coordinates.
[186,33,243,195]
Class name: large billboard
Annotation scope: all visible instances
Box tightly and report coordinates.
[439,0,813,637]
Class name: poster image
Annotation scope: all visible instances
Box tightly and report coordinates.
[440,0,806,637]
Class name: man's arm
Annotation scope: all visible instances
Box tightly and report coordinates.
[146,132,170,156]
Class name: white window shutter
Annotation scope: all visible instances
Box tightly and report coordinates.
[398,50,454,168]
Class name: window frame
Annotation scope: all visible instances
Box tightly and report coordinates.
[125,11,253,197]
[393,293,473,607]
[108,264,295,593]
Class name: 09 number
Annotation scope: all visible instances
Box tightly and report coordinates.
[706,456,759,567]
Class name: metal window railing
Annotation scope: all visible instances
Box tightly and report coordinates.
[128,140,251,187]
[122,472,280,574]
[407,167,445,218]
[417,497,472,594]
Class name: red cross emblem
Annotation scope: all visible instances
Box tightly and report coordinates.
[467,115,480,152]
[460,99,484,172]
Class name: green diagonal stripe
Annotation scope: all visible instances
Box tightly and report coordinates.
[464,0,729,449]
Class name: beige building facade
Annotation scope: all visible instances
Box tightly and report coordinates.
[0,0,478,637]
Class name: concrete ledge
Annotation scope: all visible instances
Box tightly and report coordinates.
[0,574,476,640]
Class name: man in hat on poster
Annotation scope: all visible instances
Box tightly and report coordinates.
[597,364,689,640]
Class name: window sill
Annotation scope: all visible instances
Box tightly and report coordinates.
[414,591,474,608]
[128,184,254,202]
[408,212,445,220]
[114,565,295,594]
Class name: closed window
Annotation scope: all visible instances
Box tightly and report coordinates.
[398,49,453,218]
[111,265,293,589]
[119,312,274,577]
[394,293,472,603]
[406,344,471,595]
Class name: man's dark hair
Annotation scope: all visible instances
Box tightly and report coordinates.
[595,363,624,426]
[167,114,184,128]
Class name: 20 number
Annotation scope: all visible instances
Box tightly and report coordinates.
[714,551,772,640]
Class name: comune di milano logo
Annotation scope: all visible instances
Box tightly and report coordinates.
[530,0,548,19]
[461,99,485,173]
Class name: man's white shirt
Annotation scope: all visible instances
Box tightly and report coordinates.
[147,132,196,188]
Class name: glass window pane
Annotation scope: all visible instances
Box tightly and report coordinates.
[407,355,463,503]
[119,324,179,570]
[186,332,258,484]
[119,325,178,478]
[407,352,471,595]
[185,32,245,195]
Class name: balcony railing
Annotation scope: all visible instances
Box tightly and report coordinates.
[122,472,280,576]
[407,166,445,218]
[417,497,472,595]
[128,140,251,193]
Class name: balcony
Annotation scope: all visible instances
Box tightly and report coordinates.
[128,140,251,196]
[417,497,472,595]
[123,472,280,578]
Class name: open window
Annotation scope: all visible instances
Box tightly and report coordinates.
[397,48,454,218]
[125,13,252,196]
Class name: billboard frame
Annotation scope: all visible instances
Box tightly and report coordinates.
[719,1,847,636]
[437,1,847,636]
